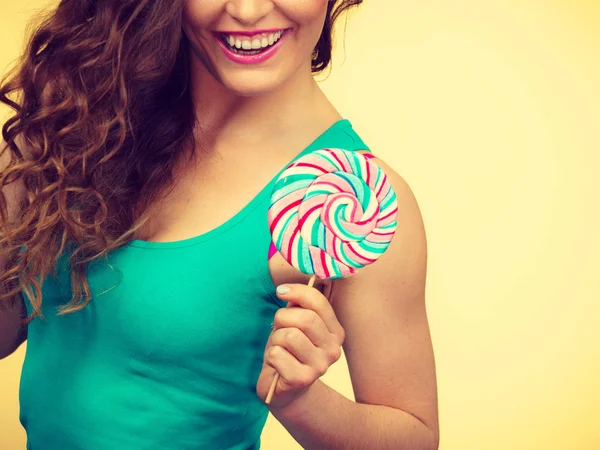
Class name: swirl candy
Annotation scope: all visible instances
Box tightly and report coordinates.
[268,148,398,280]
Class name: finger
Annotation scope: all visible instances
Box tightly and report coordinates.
[276,284,345,344]
[268,327,329,374]
[273,307,334,349]
[265,345,319,389]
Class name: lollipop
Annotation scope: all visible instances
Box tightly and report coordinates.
[264,148,398,404]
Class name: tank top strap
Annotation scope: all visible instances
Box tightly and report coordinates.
[269,119,371,188]
[295,118,370,158]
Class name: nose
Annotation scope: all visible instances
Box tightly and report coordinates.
[225,0,274,26]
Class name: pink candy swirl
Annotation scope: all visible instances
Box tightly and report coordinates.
[268,148,398,280]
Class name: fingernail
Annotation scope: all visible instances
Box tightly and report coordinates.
[276,285,290,295]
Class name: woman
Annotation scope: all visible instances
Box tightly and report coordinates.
[0,0,439,448]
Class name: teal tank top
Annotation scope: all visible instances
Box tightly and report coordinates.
[19,119,370,449]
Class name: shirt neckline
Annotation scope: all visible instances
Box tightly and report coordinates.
[127,119,350,249]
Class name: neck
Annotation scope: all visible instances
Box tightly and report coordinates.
[187,51,339,144]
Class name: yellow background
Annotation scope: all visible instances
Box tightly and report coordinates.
[1,1,599,449]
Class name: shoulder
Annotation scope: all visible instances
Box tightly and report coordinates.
[357,151,421,216]
[364,153,422,215]
[331,153,428,308]
[358,151,426,255]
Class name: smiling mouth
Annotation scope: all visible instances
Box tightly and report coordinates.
[219,29,288,55]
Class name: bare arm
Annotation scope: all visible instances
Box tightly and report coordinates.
[0,137,28,359]
[268,158,439,449]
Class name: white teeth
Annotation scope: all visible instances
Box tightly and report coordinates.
[223,30,286,51]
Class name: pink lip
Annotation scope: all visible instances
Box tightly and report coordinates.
[215,30,289,65]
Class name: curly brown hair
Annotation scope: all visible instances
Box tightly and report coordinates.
[0,0,363,319]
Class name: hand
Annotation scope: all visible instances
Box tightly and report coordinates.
[256,283,346,410]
